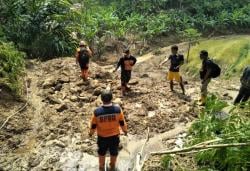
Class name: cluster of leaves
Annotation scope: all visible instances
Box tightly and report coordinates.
[0,42,25,94]
[1,0,80,58]
[188,95,250,170]
[161,95,250,170]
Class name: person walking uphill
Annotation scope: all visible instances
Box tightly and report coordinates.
[159,45,185,94]
[234,66,250,105]
[199,50,221,106]
[89,90,128,171]
[114,49,137,96]
[75,41,92,80]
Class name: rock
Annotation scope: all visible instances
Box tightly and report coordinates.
[89,80,99,89]
[29,156,43,167]
[113,98,122,106]
[223,93,229,96]
[70,95,78,102]
[46,95,62,104]
[58,77,70,84]
[56,104,68,112]
[148,111,156,117]
[128,80,139,85]
[46,140,66,148]
[54,83,63,91]
[93,87,102,96]
[95,72,112,79]
[70,88,78,94]
[141,74,149,78]
[79,96,90,102]
[42,78,55,89]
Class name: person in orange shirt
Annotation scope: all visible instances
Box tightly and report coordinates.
[89,90,127,171]
[114,49,137,96]
[75,41,92,80]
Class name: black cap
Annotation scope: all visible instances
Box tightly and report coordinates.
[101,90,113,103]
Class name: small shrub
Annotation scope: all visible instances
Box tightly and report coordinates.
[0,42,25,94]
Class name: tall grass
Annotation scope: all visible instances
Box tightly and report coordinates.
[184,35,250,77]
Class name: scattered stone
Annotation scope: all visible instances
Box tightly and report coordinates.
[223,93,229,96]
[113,98,122,106]
[93,87,102,96]
[54,83,63,91]
[46,95,62,104]
[148,111,156,117]
[56,104,68,112]
[42,78,55,89]
[141,74,149,78]
[46,140,66,148]
[70,95,78,102]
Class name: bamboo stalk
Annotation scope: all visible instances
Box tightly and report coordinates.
[151,142,250,155]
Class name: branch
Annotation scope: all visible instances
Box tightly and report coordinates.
[151,142,250,155]
[0,79,28,130]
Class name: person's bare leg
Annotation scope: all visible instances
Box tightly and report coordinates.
[99,155,105,171]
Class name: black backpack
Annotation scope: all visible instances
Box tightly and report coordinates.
[78,49,90,64]
[209,59,221,78]
[241,66,250,88]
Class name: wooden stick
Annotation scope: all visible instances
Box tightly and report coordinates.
[0,79,28,130]
[151,142,250,155]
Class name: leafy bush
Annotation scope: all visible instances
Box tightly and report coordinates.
[0,42,25,94]
[2,0,80,58]
[188,95,250,170]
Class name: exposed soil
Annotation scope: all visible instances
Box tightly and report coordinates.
[0,44,239,170]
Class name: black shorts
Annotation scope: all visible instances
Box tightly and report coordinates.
[121,71,131,84]
[97,135,120,156]
[79,62,89,70]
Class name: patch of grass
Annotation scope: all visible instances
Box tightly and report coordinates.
[184,35,250,77]
[0,42,25,95]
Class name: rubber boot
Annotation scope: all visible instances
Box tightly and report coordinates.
[199,95,206,106]
[99,155,105,171]
[109,156,117,171]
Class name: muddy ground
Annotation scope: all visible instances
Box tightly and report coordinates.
[0,45,239,171]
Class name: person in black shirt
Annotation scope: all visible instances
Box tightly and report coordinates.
[159,45,185,94]
[114,49,137,95]
[199,50,213,105]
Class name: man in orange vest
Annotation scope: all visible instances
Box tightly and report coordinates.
[89,90,128,171]
[75,41,92,80]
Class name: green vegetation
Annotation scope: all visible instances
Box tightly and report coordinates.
[0,42,25,94]
[185,36,250,76]
[161,95,250,170]
[0,0,249,92]
[1,0,250,59]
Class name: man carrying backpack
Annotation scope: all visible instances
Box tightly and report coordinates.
[89,90,127,171]
[75,41,92,80]
[159,45,185,94]
[114,49,137,96]
[234,66,250,105]
[199,50,221,106]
